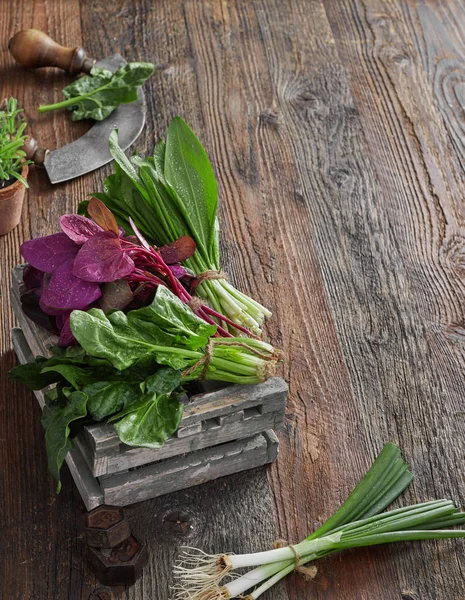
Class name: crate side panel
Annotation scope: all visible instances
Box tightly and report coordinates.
[83,377,288,463]
[100,432,275,506]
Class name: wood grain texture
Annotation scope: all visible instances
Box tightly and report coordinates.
[320,0,465,598]
[1,0,465,599]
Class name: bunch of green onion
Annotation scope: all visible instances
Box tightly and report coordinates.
[172,443,465,599]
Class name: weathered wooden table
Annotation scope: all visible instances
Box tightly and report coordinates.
[1,1,465,598]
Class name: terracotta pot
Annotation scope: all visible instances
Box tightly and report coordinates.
[0,164,29,235]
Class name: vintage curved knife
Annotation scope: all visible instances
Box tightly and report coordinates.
[9,30,146,184]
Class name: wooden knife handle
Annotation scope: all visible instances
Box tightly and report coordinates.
[22,137,48,166]
[8,29,95,74]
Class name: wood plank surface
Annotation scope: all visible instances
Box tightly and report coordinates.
[1,1,465,599]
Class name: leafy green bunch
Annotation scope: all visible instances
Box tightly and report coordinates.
[0,98,31,188]
[86,117,272,334]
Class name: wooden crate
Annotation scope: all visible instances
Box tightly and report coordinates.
[11,266,287,509]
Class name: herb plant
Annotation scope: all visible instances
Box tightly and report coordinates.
[172,443,465,599]
[0,98,31,188]
[37,62,154,121]
[83,117,272,334]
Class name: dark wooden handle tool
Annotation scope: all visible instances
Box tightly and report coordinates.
[8,29,97,168]
[8,29,95,74]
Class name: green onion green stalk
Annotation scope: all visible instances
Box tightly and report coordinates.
[172,444,465,599]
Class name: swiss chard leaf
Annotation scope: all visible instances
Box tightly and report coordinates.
[59,214,103,244]
[159,236,196,264]
[70,286,216,370]
[164,117,218,262]
[41,388,88,491]
[40,258,102,313]
[99,279,134,312]
[87,197,120,235]
[113,392,183,448]
[38,63,154,121]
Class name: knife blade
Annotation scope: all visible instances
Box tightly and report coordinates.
[43,54,146,184]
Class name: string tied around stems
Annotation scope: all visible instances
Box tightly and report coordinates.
[192,269,229,291]
[187,296,204,312]
[272,539,318,581]
[182,340,215,380]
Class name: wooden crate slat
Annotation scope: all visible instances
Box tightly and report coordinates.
[85,405,283,476]
[100,430,278,506]
[79,377,287,474]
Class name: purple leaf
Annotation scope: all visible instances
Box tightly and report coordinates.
[73,231,135,283]
[99,280,134,312]
[169,265,190,279]
[23,265,45,290]
[21,233,79,274]
[124,235,139,245]
[159,236,196,264]
[88,197,120,235]
[59,214,103,244]
[57,315,77,348]
[40,259,102,312]
[20,290,59,334]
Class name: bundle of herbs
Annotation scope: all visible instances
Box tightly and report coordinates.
[82,117,271,334]
[0,97,31,188]
[10,198,281,489]
[172,443,465,599]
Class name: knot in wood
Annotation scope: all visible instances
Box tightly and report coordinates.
[164,510,193,536]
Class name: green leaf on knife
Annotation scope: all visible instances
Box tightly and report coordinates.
[37,62,154,121]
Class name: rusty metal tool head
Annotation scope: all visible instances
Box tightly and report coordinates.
[8,29,146,184]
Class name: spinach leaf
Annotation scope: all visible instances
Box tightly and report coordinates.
[114,392,183,448]
[107,366,181,423]
[41,388,88,491]
[9,356,63,390]
[164,117,218,261]
[70,286,216,371]
[37,63,154,121]
[83,380,142,421]
[132,286,216,347]
[143,366,182,395]
[41,364,98,389]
